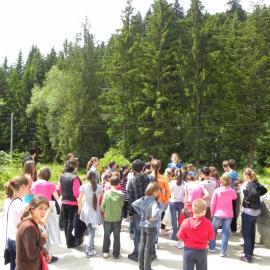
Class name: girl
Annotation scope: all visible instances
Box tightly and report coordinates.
[209,166,221,188]
[31,167,61,263]
[169,170,185,245]
[240,168,267,263]
[209,173,237,256]
[167,153,182,169]
[86,157,99,182]
[151,159,171,238]
[78,171,103,257]
[3,176,29,270]
[132,182,161,270]
[59,159,81,248]
[16,196,49,270]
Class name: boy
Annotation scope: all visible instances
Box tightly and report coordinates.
[101,175,124,258]
[177,199,214,270]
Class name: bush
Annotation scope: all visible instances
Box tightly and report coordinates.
[99,148,130,170]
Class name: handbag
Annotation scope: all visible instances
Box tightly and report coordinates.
[3,198,20,265]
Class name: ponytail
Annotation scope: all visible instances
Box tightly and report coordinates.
[87,171,98,211]
[4,176,29,198]
[244,168,258,182]
[176,170,183,186]
[151,159,161,182]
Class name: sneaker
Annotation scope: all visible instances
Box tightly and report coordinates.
[128,253,138,262]
[208,249,215,253]
[240,256,252,263]
[86,251,97,257]
[151,254,157,261]
[49,256,58,264]
[177,241,183,249]
[220,253,227,257]
[103,253,109,258]
[113,254,120,259]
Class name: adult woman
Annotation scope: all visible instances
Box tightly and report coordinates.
[59,159,81,248]
[3,176,29,270]
[209,173,237,256]
[240,168,267,263]
[31,167,61,262]
[16,196,49,270]
[167,153,182,169]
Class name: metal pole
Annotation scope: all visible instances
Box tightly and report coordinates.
[10,112,13,160]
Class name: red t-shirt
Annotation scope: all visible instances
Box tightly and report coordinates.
[177,216,215,249]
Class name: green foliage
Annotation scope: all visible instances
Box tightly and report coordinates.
[99,148,130,170]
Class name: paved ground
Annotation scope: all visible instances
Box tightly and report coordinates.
[1,213,269,270]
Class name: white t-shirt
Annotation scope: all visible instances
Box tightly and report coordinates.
[4,198,27,240]
[170,180,185,203]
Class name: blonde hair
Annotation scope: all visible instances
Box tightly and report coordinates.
[145,182,160,196]
[221,173,231,187]
[243,168,257,181]
[171,153,180,163]
[192,199,207,215]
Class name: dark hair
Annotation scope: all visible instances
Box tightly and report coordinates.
[86,157,98,171]
[110,175,120,186]
[132,159,145,173]
[4,176,29,198]
[37,167,51,181]
[145,182,160,196]
[22,160,36,179]
[108,160,116,169]
[22,195,49,219]
[64,159,78,173]
[228,159,236,169]
[87,171,98,210]
[29,147,37,156]
[176,170,184,186]
[201,166,210,177]
[209,166,220,178]
[67,153,76,161]
[151,159,161,181]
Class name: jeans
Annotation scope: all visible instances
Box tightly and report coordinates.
[87,223,96,252]
[209,217,232,255]
[62,204,78,247]
[241,212,257,260]
[155,203,167,243]
[170,201,184,241]
[183,248,207,270]
[139,227,156,270]
[7,238,16,270]
[131,213,142,256]
[103,220,121,257]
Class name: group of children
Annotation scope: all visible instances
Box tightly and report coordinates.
[3,151,268,270]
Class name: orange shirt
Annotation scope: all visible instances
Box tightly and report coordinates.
[156,173,171,204]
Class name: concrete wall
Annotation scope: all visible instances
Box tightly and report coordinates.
[256,195,270,248]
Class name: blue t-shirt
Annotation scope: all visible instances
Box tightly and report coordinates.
[167,162,182,169]
[228,170,239,187]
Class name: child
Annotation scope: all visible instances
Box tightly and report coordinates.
[177,199,215,270]
[132,182,160,270]
[78,171,102,257]
[101,175,124,258]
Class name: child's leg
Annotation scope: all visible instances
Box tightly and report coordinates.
[138,227,146,270]
[183,248,196,270]
[194,249,207,270]
[209,217,221,251]
[87,223,96,253]
[144,227,156,270]
[220,218,232,255]
[112,220,121,258]
[103,221,112,254]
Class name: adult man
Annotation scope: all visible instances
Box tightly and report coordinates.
[22,147,37,167]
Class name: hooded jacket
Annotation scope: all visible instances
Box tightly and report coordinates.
[132,196,160,228]
[101,189,124,222]
[177,216,214,249]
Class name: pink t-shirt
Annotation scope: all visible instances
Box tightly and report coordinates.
[31,179,56,201]
[211,186,237,218]
[185,182,203,203]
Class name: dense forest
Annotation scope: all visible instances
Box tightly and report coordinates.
[0,0,270,169]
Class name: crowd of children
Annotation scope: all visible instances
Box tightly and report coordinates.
[3,150,268,270]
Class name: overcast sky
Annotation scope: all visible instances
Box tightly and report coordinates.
[0,0,269,64]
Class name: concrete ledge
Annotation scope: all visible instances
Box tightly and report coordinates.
[257,195,270,248]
